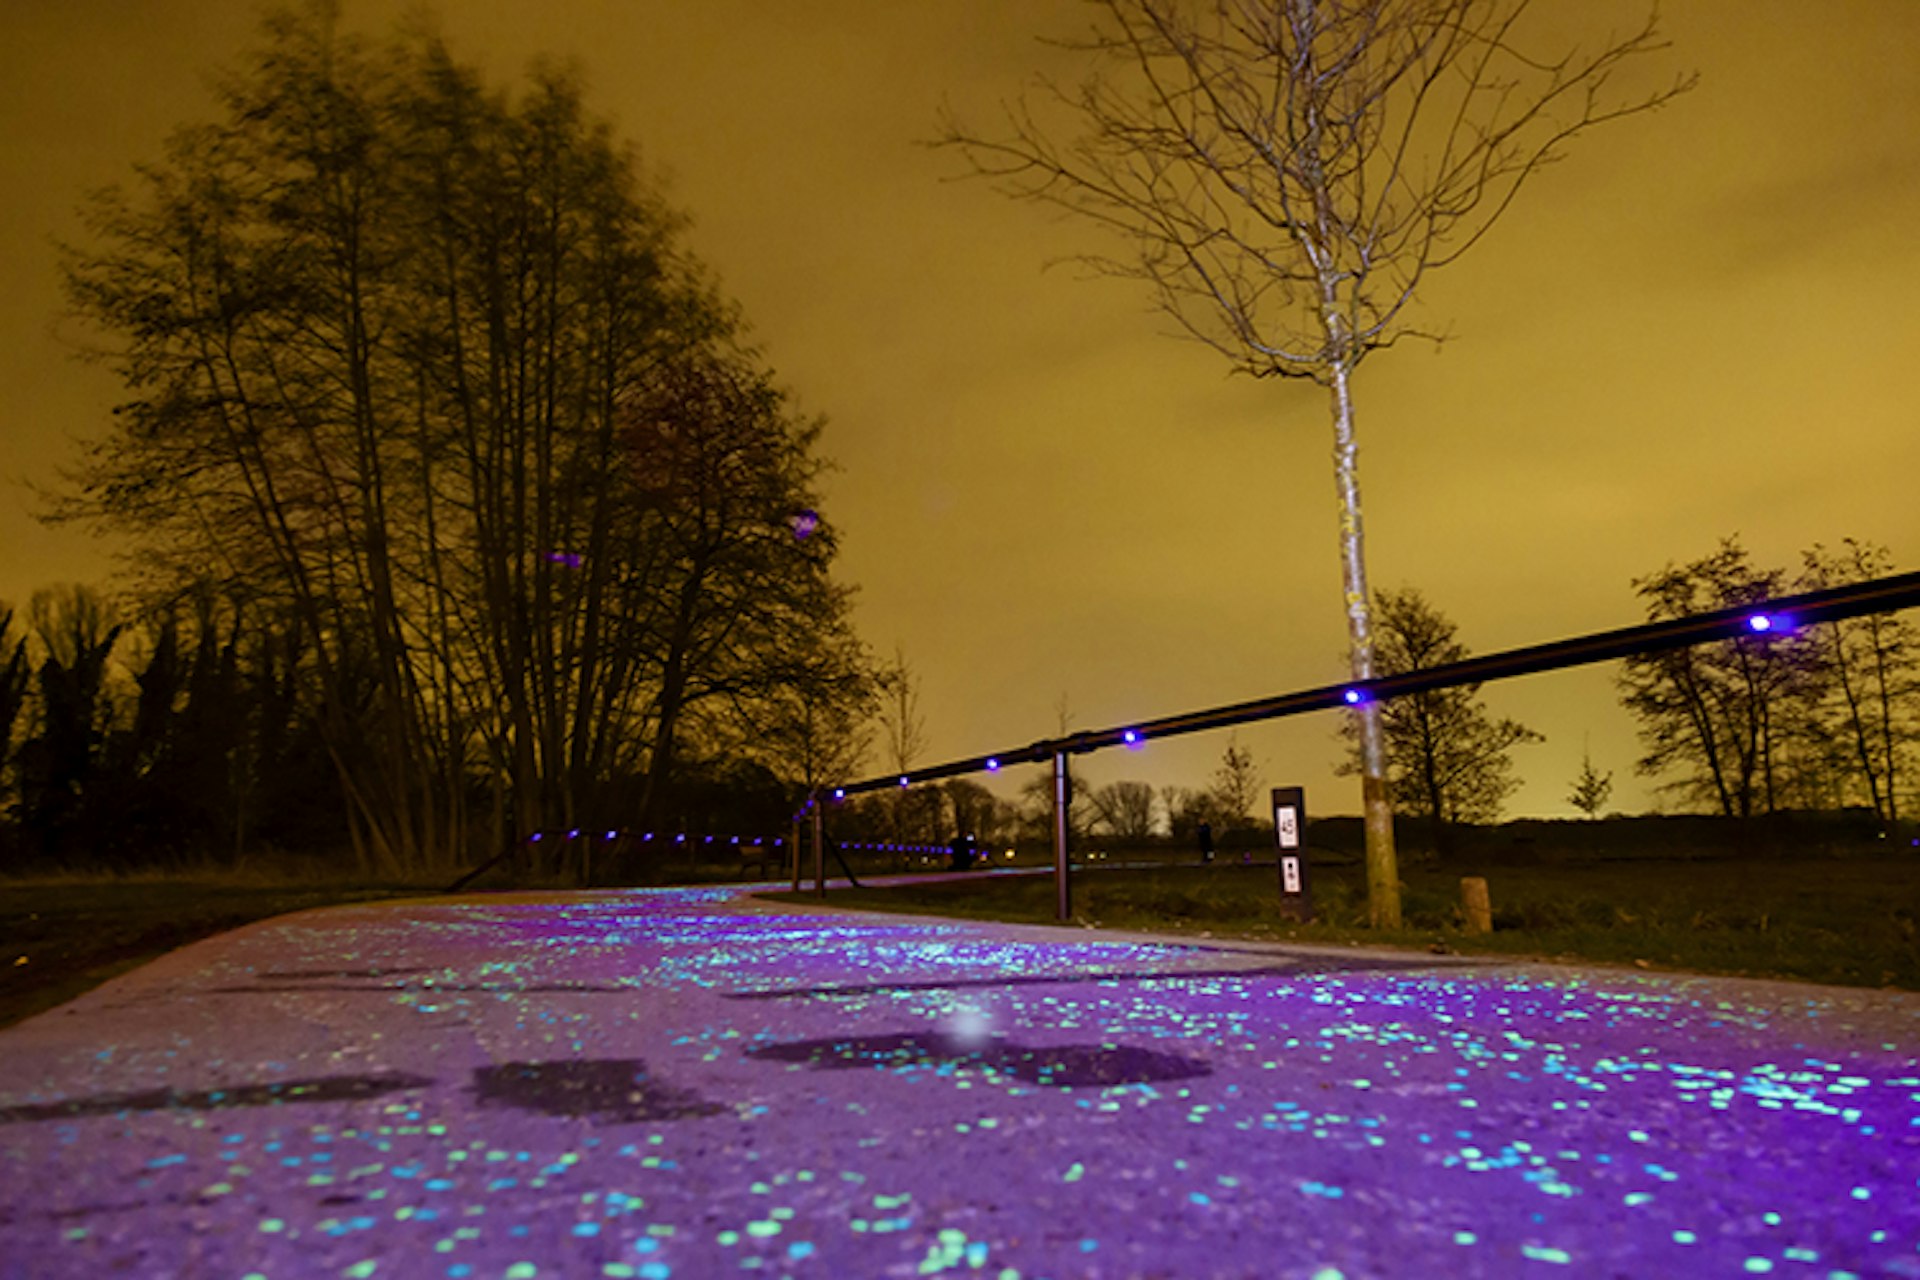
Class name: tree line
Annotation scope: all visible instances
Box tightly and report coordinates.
[834,534,1915,859]
[12,9,870,880]
[1351,535,1915,844]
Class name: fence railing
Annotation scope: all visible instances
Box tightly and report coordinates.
[803,569,1920,918]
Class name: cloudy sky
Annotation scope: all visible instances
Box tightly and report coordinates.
[3,1,1918,819]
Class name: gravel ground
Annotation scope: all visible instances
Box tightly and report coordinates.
[1,883,1917,1279]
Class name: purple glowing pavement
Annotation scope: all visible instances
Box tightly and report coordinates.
[2,885,1917,1279]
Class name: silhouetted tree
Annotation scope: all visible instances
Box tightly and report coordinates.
[1797,540,1915,830]
[56,8,860,879]
[0,606,31,863]
[876,647,935,843]
[1208,735,1264,826]
[17,587,126,864]
[1341,587,1541,846]
[1619,539,1817,819]
[1566,747,1613,820]
[940,0,1691,927]
[1090,779,1157,840]
[1160,783,1232,843]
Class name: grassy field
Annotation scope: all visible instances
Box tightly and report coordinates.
[767,854,1920,992]
[5,849,1914,1033]
[0,879,425,1030]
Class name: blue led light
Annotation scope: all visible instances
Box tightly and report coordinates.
[529,832,543,842]
[1343,688,1366,705]
[568,828,580,839]
[1123,729,1141,746]
[899,776,910,788]
[833,787,846,800]
[986,757,1000,772]
[1748,613,1773,633]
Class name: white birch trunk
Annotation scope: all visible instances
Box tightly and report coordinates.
[1328,355,1403,930]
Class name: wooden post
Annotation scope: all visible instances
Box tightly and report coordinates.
[812,803,826,899]
[1461,876,1493,934]
[791,810,803,893]
[1053,750,1072,922]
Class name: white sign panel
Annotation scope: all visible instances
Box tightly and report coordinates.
[1275,806,1299,849]
[1281,855,1302,894]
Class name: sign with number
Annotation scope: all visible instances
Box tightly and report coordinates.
[1270,787,1311,922]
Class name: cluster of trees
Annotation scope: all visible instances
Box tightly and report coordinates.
[940,0,1691,927]
[1339,536,1916,848]
[1621,537,1915,827]
[16,10,869,879]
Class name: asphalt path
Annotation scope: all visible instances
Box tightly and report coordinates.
[2,883,1917,1279]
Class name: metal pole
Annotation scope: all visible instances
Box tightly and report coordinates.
[828,569,1920,799]
[812,801,826,899]
[1052,750,1071,922]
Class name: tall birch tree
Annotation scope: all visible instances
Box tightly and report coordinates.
[939,0,1690,927]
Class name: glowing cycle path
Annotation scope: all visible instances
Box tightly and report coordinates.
[2,885,1917,1279]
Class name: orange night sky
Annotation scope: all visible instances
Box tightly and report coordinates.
[3,1,1918,818]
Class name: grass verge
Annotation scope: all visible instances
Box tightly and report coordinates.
[1,880,426,1031]
[764,856,1920,992]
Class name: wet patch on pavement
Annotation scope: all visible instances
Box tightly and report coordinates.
[0,1072,434,1124]
[748,1031,1211,1086]
[469,1058,725,1122]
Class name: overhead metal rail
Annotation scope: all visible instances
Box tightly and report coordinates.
[832,569,1920,798]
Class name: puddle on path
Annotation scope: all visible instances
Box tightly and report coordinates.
[469,1059,724,1122]
[0,1072,434,1124]
[749,1032,1210,1087]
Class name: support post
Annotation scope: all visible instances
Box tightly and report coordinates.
[1052,750,1071,922]
[1461,876,1492,933]
[1272,786,1312,923]
[812,802,826,899]
[791,810,803,893]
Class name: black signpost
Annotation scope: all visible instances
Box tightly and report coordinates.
[1271,786,1311,923]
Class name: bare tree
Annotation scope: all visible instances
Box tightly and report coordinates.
[1208,734,1264,825]
[877,647,937,841]
[940,0,1691,926]
[1797,540,1915,832]
[1090,779,1157,840]
[1340,587,1541,848]
[1619,539,1817,820]
[56,10,861,879]
[1566,744,1613,820]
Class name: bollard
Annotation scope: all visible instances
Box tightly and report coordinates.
[1460,876,1493,934]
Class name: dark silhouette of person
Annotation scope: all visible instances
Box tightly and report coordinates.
[951,832,978,872]
[1197,819,1214,864]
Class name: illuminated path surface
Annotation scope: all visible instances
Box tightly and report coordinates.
[3,885,1918,1279]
